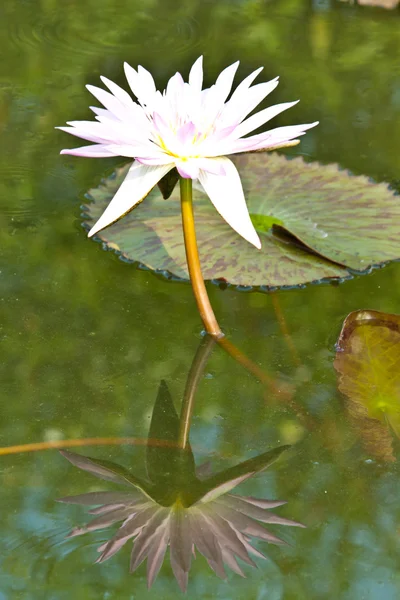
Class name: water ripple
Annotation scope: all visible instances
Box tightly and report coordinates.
[7,10,202,58]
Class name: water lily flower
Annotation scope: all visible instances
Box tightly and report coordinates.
[58,57,318,249]
[58,449,303,591]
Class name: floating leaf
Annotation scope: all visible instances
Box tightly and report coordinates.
[84,153,400,288]
[334,310,400,462]
[341,0,399,8]
[234,154,400,272]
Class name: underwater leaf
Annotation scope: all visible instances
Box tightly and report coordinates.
[84,153,400,288]
[334,310,400,462]
[157,168,179,200]
[186,445,290,506]
[146,381,196,493]
[148,381,180,445]
[60,450,152,492]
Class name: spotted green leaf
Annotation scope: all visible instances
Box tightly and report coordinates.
[84,153,400,287]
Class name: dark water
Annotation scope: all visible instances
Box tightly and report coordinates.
[1,0,400,598]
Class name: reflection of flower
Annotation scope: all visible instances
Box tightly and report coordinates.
[59,450,303,591]
[58,57,317,247]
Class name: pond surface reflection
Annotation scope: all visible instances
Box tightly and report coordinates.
[1,0,400,599]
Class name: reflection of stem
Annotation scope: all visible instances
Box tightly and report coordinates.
[178,335,216,449]
[180,178,223,339]
[270,292,301,367]
[0,437,180,456]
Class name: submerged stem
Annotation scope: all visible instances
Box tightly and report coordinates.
[0,437,179,456]
[180,178,223,338]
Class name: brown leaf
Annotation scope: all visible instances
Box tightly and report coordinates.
[334,310,400,462]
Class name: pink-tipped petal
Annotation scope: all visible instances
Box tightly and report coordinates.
[60,144,117,157]
[236,121,319,153]
[104,144,166,158]
[195,158,226,176]
[135,155,177,166]
[198,157,261,249]
[88,162,174,237]
[56,126,109,145]
[176,121,196,145]
[135,154,175,167]
[176,161,199,179]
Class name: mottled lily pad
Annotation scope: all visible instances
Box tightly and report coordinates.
[83,153,400,288]
[334,309,400,462]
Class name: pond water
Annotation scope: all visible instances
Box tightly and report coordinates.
[1,0,400,598]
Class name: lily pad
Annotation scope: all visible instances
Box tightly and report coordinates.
[84,153,400,288]
[334,309,400,462]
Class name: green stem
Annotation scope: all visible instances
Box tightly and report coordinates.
[178,335,216,449]
[180,177,223,338]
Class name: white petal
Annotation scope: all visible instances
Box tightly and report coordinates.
[188,56,203,93]
[95,111,151,141]
[227,66,264,104]
[165,73,185,123]
[232,100,299,139]
[86,85,126,119]
[198,157,261,249]
[100,76,135,107]
[89,88,150,135]
[62,120,134,144]
[88,162,174,237]
[124,63,157,108]
[124,62,141,99]
[138,65,157,100]
[214,61,240,104]
[219,78,279,128]
[90,106,120,122]
[166,72,184,101]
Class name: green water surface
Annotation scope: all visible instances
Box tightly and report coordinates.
[1,0,400,598]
